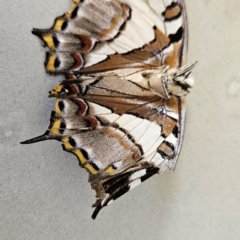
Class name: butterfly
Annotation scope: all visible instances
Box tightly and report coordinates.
[21,0,196,219]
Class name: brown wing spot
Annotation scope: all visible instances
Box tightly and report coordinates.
[163,4,181,21]
[69,84,80,95]
[73,98,88,116]
[158,141,174,158]
[77,35,95,53]
[103,127,142,161]
[82,116,99,128]
[98,3,130,39]
[165,96,179,111]
[163,42,182,68]
[145,28,170,54]
[65,73,77,80]
[70,53,84,71]
[161,118,177,138]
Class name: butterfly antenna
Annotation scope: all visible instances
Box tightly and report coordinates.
[20,131,54,144]
[175,62,198,77]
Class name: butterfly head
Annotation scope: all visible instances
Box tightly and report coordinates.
[165,62,197,97]
[146,62,197,98]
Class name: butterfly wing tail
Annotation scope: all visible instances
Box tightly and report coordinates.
[20,131,56,144]
[91,166,160,219]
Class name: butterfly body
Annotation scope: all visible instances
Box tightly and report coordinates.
[22,0,195,219]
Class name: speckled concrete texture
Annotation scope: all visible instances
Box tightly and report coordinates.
[1,1,240,239]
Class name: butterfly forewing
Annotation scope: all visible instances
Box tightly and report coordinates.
[23,0,189,219]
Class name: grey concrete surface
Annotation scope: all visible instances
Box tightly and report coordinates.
[1,0,240,239]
